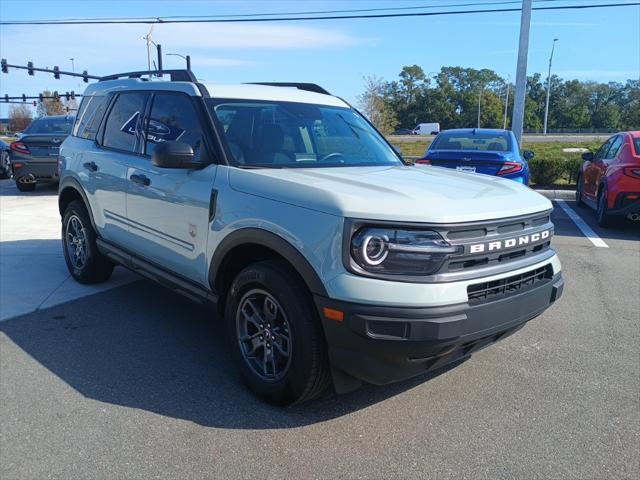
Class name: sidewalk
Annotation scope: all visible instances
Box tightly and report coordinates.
[0,180,137,321]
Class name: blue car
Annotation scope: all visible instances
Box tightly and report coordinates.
[416,128,533,184]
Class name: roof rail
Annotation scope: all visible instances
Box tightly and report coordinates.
[248,82,331,96]
[99,69,197,82]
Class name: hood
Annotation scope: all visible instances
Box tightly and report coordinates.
[228,165,552,223]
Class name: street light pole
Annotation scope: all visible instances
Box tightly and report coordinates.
[543,38,558,135]
[511,0,532,146]
[503,76,510,129]
[69,57,75,73]
[167,53,192,70]
[477,86,483,128]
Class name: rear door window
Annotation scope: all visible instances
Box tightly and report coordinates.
[144,93,204,159]
[102,92,148,153]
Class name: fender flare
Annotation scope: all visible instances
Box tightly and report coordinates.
[58,177,97,231]
[208,228,328,297]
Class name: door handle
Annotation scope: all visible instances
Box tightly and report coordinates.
[83,161,98,172]
[130,173,151,187]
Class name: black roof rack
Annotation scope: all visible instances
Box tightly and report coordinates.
[248,82,331,95]
[100,69,197,82]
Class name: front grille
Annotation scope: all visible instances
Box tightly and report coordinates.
[467,264,553,305]
[436,211,553,274]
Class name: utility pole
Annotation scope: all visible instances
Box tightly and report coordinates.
[543,38,558,135]
[142,25,155,75]
[511,0,532,146]
[503,76,510,129]
[477,86,483,128]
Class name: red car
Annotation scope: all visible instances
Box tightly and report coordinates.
[576,131,640,227]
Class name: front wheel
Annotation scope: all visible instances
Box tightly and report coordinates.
[225,260,330,405]
[62,200,114,283]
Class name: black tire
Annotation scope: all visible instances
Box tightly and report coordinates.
[575,174,585,207]
[15,179,36,192]
[596,187,614,228]
[62,199,114,284]
[225,260,330,405]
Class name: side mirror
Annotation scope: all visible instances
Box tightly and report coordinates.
[151,141,200,169]
[582,151,594,162]
[522,150,535,160]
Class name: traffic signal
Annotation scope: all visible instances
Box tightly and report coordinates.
[53,91,59,99]
[70,91,75,100]
[53,66,60,79]
[39,93,44,102]
[27,61,34,76]
[1,59,7,74]
[82,70,89,83]
[33,101,37,106]
[65,92,70,101]
[3,94,8,103]
[22,94,26,102]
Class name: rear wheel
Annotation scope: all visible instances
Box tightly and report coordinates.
[62,200,114,283]
[15,177,36,192]
[225,260,330,405]
[596,187,614,228]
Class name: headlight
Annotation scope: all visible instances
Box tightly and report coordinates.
[350,227,459,276]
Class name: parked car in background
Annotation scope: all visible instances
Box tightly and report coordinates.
[9,115,74,192]
[416,128,533,184]
[412,122,440,135]
[391,128,414,135]
[0,139,10,179]
[576,131,640,226]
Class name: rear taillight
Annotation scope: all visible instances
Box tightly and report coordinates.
[415,159,431,165]
[623,167,640,178]
[12,162,24,170]
[497,161,523,175]
[10,141,30,155]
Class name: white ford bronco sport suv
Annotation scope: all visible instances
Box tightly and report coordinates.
[58,70,564,405]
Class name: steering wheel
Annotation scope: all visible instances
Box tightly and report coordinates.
[318,152,345,163]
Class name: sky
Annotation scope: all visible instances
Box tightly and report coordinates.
[0,0,639,117]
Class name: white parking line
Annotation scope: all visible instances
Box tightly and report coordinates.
[554,199,609,248]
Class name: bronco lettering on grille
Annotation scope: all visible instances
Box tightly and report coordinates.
[469,229,551,253]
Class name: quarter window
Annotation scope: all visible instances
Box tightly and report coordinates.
[74,95,109,140]
[102,93,148,152]
[604,135,623,159]
[144,93,204,158]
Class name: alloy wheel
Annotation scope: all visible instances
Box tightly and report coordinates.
[65,214,88,269]
[236,289,293,382]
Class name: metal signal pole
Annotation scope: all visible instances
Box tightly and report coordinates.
[543,38,559,135]
[511,0,532,146]
[503,76,510,129]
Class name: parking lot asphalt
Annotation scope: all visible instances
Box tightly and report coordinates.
[1,179,639,479]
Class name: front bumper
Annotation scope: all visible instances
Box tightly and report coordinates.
[315,272,564,386]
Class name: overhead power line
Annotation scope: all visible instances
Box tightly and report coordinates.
[1,2,638,25]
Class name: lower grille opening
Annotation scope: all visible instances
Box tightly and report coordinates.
[467,264,553,305]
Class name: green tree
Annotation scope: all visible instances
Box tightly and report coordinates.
[357,75,398,134]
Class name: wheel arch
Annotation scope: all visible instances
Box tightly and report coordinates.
[58,177,97,231]
[209,228,328,308]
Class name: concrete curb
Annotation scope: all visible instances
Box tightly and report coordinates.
[533,188,575,200]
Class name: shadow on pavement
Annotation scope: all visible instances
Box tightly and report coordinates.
[0,280,463,428]
[0,179,58,197]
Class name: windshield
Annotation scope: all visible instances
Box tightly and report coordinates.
[431,131,511,152]
[208,100,402,168]
[26,117,74,135]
